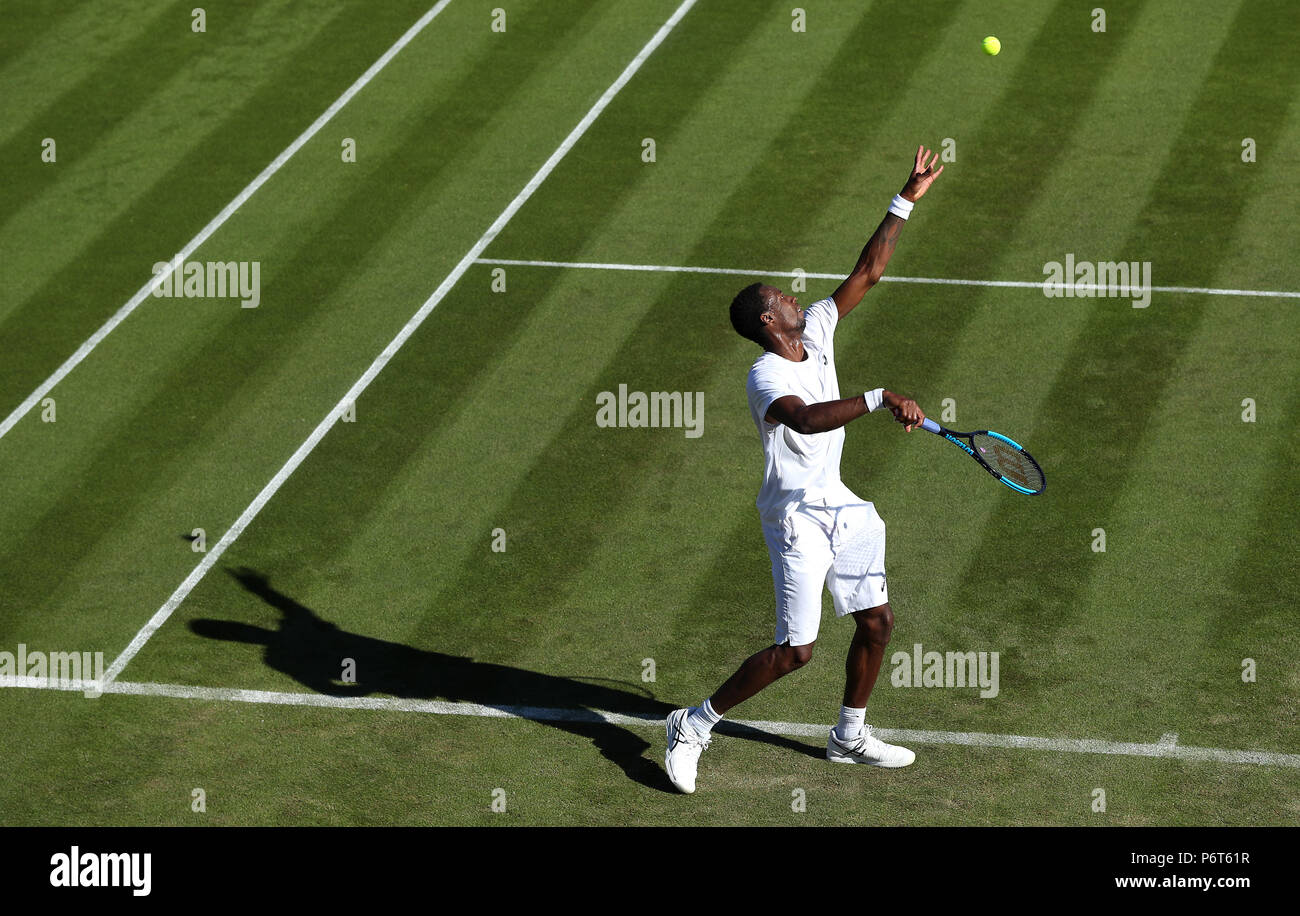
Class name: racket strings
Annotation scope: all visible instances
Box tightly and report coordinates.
[972,434,1045,492]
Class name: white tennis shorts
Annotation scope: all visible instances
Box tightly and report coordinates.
[762,498,888,647]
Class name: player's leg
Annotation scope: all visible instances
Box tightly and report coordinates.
[702,509,826,718]
[666,639,813,793]
[824,502,914,767]
[708,639,814,714]
[665,511,829,793]
[666,649,818,797]
[843,602,893,710]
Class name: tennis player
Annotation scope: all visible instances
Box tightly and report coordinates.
[665,146,944,793]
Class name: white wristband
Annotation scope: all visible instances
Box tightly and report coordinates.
[887,194,914,220]
[864,388,885,413]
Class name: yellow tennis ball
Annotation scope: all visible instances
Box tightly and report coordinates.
[982,35,1001,55]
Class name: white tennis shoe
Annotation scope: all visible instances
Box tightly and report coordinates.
[826,724,916,768]
[665,708,711,793]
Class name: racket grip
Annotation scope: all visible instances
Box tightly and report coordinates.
[919,417,940,434]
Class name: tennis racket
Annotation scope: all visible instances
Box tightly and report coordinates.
[918,417,1046,495]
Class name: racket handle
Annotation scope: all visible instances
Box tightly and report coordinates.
[919,417,941,434]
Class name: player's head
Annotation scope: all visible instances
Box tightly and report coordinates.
[729,283,804,347]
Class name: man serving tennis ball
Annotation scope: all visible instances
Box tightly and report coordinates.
[665,146,944,793]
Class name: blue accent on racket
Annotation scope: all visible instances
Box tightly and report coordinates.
[919,418,1045,495]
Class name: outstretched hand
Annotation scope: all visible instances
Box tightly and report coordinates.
[900,145,944,203]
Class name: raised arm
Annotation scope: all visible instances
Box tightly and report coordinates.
[766,389,926,434]
[831,145,944,319]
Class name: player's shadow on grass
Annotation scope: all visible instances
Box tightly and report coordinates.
[190,568,817,793]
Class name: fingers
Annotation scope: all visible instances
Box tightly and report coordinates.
[911,146,945,177]
[892,400,925,431]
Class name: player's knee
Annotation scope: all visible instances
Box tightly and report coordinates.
[792,642,815,668]
[858,603,894,646]
[782,641,815,671]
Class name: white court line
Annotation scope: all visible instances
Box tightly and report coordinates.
[100,0,702,685]
[0,0,456,442]
[474,257,1300,299]
[3,676,1298,769]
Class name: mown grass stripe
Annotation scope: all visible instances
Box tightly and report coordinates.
[0,0,83,75]
[1223,378,1300,627]
[1214,90,1300,651]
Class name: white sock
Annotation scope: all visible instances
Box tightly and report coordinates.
[686,698,722,736]
[834,705,866,739]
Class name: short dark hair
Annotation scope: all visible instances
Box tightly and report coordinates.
[729,282,770,345]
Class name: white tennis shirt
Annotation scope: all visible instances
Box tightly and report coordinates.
[745,297,853,526]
